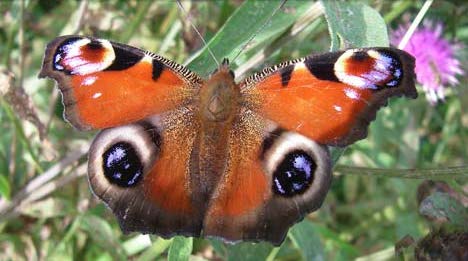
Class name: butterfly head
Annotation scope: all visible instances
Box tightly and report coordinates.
[210,58,235,80]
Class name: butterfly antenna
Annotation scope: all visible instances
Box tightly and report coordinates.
[230,0,287,65]
[176,0,219,67]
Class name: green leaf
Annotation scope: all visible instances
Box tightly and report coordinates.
[321,0,389,50]
[138,237,173,261]
[289,220,325,261]
[80,214,126,260]
[314,224,359,258]
[168,236,193,261]
[123,235,152,256]
[209,239,227,258]
[48,216,82,259]
[210,239,275,261]
[419,192,468,229]
[0,175,11,200]
[186,0,310,76]
[226,242,274,261]
[330,147,346,165]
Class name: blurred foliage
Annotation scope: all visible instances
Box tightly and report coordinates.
[0,0,467,260]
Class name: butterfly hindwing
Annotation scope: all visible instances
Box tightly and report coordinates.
[39,35,203,130]
[203,110,332,245]
[88,108,205,237]
[241,48,416,146]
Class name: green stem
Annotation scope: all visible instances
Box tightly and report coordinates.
[398,0,434,49]
[0,99,42,172]
[334,165,468,179]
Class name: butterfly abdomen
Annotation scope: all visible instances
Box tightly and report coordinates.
[188,63,242,203]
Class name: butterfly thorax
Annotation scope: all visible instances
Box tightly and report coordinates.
[199,62,239,123]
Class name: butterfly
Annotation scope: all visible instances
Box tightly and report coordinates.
[39,34,416,245]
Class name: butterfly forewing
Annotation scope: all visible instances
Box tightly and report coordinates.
[39,35,202,130]
[241,48,416,146]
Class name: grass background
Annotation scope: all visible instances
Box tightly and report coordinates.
[0,0,467,260]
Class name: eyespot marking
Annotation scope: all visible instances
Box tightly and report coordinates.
[260,128,285,161]
[272,150,316,197]
[102,142,143,187]
[87,40,103,50]
[260,130,332,201]
[138,120,162,148]
[334,49,404,90]
[53,37,116,75]
[88,118,162,193]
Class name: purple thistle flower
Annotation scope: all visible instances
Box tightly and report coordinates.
[391,22,464,104]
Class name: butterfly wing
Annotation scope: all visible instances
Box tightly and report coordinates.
[203,48,416,245]
[203,110,332,244]
[39,35,203,130]
[241,48,416,146]
[88,108,206,237]
[41,37,417,245]
[41,36,207,237]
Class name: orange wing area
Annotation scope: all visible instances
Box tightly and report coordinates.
[201,112,330,245]
[243,64,373,146]
[71,62,190,129]
[88,111,204,238]
[144,125,195,214]
[242,48,416,147]
[206,142,268,217]
[203,111,272,241]
[40,35,202,130]
[139,109,201,217]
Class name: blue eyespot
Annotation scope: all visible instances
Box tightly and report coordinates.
[273,150,316,197]
[102,142,143,187]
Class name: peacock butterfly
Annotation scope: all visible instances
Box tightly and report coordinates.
[39,32,416,245]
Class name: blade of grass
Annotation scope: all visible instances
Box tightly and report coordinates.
[168,237,193,261]
[0,143,88,220]
[185,0,311,76]
[0,99,42,171]
[138,237,173,261]
[118,1,154,43]
[235,1,324,78]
